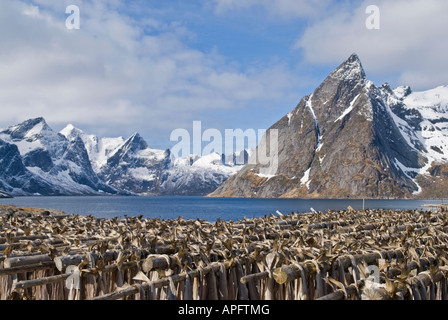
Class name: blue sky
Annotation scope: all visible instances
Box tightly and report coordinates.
[0,0,447,153]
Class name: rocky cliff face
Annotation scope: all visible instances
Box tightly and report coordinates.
[0,138,56,195]
[209,54,445,199]
[0,118,117,195]
[99,133,171,195]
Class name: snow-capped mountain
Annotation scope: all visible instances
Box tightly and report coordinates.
[210,54,448,199]
[60,123,249,196]
[0,118,118,196]
[382,85,448,166]
[6,56,447,199]
[60,124,124,173]
[99,132,171,195]
[160,152,245,195]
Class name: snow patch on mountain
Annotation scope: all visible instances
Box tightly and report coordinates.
[335,94,361,122]
[300,167,311,189]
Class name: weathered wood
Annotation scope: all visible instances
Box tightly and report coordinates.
[142,255,180,272]
[54,254,86,272]
[0,235,48,245]
[3,206,448,301]
[90,263,224,300]
[387,261,420,278]
[0,261,54,275]
[0,239,65,251]
[4,255,53,269]
[273,262,317,285]
[92,284,141,300]
[240,271,269,284]
[54,251,115,272]
[13,273,72,290]
[410,271,444,289]
[317,281,363,300]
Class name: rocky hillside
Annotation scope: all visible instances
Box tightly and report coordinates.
[209,54,448,199]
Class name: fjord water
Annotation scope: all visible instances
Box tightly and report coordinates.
[0,196,444,222]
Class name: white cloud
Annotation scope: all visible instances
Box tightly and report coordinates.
[0,0,299,142]
[295,0,448,90]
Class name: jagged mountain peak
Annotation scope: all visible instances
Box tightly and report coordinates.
[0,117,119,196]
[330,53,366,82]
[121,132,149,153]
[60,123,86,141]
[22,116,47,126]
[209,54,443,199]
[1,117,53,141]
[393,86,413,99]
[304,54,370,131]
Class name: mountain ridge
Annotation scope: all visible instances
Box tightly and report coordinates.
[0,118,248,196]
[209,54,448,199]
[2,55,448,199]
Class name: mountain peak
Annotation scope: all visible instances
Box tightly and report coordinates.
[347,53,361,63]
[63,123,76,132]
[331,53,366,82]
[122,132,149,153]
[59,123,82,138]
[1,117,53,141]
[60,124,83,140]
[393,86,412,99]
[129,132,141,139]
[22,117,48,129]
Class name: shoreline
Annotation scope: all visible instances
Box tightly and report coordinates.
[0,198,444,223]
[2,193,448,200]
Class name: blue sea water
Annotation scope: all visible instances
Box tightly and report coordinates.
[0,196,444,222]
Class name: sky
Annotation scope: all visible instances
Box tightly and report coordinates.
[0,0,448,152]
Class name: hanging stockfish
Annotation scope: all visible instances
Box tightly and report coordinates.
[264,253,279,300]
[235,259,249,300]
[310,260,324,299]
[216,262,228,300]
[291,262,308,300]
[184,273,193,300]
[167,276,178,300]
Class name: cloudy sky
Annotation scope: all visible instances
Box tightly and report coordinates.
[1,0,447,151]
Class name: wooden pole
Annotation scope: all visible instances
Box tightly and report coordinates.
[142,255,180,272]
[4,255,53,269]
[54,252,115,272]
[0,262,54,275]
[317,281,364,300]
[13,273,71,290]
[240,271,269,284]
